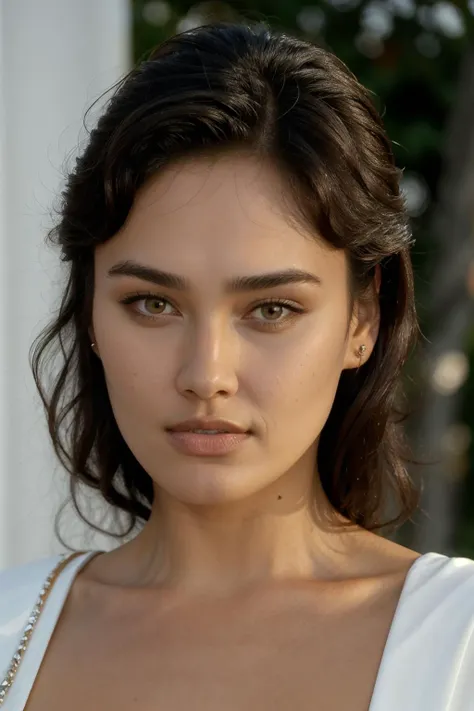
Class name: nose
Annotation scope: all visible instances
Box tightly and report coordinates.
[175,317,239,401]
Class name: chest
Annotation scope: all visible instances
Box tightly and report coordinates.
[24,586,398,711]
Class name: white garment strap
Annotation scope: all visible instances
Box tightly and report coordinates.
[369,553,474,711]
[2,550,99,711]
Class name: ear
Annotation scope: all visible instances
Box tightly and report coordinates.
[343,265,381,371]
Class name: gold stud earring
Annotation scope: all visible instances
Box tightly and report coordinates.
[358,344,367,366]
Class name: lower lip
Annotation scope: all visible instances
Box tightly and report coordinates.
[166,431,250,456]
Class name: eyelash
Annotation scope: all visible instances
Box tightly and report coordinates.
[119,291,306,330]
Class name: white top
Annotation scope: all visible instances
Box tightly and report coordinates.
[1,550,474,709]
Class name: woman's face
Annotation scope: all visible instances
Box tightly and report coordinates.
[92,154,376,505]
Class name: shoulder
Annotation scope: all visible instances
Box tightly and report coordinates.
[386,553,474,707]
[384,552,474,656]
[0,552,94,683]
[0,554,64,680]
[396,552,474,658]
[0,553,65,625]
[417,551,474,594]
[407,552,474,620]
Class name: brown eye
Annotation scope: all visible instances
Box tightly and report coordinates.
[141,298,167,315]
[258,303,285,321]
[249,299,305,328]
[119,293,176,321]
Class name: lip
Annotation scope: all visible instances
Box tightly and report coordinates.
[166,430,250,456]
[166,417,249,434]
[165,417,251,457]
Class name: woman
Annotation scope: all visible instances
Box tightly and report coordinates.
[1,22,473,711]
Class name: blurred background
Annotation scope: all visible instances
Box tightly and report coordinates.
[1,0,473,570]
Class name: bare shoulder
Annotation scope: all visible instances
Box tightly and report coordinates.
[351,531,422,575]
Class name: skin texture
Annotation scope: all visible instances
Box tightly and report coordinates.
[88,152,384,594]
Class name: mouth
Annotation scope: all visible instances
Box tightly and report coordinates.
[180,428,238,434]
[165,428,251,456]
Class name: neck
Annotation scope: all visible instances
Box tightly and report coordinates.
[106,466,366,596]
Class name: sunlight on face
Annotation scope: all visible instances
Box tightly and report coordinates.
[92,154,360,505]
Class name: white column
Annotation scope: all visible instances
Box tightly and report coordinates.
[0,0,131,570]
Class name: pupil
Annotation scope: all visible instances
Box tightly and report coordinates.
[147,298,163,312]
[264,304,282,319]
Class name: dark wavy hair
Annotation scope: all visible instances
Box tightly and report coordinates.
[30,22,420,546]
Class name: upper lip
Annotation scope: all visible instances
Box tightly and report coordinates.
[166,417,249,434]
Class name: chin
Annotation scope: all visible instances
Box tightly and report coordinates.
[156,466,269,507]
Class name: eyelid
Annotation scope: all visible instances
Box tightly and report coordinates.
[119,292,303,309]
[120,290,171,304]
[245,297,304,315]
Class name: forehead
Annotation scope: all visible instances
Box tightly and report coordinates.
[95,154,346,283]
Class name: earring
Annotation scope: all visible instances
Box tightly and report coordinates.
[358,344,367,366]
[91,342,96,348]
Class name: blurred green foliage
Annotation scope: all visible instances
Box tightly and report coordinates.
[131,0,474,551]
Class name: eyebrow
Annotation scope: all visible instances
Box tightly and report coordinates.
[107,260,322,292]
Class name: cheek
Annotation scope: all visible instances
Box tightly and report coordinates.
[102,348,173,416]
[93,310,174,417]
[248,324,348,434]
